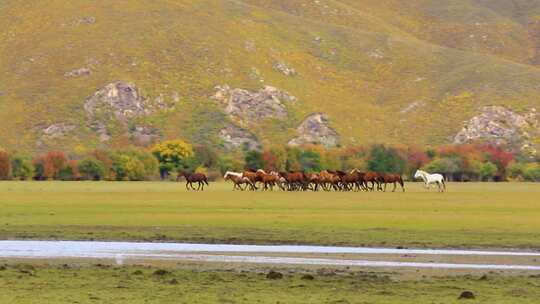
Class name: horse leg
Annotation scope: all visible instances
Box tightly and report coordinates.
[185,182,190,191]
[392,182,396,192]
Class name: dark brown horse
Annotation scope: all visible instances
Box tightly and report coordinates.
[340,170,366,191]
[364,171,382,191]
[279,171,307,191]
[380,173,405,192]
[304,172,321,191]
[177,171,209,191]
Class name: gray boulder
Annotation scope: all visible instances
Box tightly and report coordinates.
[213,85,296,126]
[454,106,538,155]
[84,81,155,142]
[288,113,340,148]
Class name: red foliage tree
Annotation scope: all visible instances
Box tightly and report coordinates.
[262,149,279,171]
[42,151,67,180]
[0,150,11,180]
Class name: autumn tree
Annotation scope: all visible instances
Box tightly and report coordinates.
[11,154,34,180]
[0,149,11,180]
[151,139,194,178]
[78,157,106,180]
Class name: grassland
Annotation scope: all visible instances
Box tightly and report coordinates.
[1,0,540,152]
[1,181,539,249]
[1,261,540,304]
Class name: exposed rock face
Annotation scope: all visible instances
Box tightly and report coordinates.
[454,106,539,155]
[219,124,261,151]
[288,113,340,148]
[273,61,296,76]
[84,81,162,142]
[212,85,296,126]
[42,123,76,139]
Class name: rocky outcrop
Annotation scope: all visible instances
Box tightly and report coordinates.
[42,123,76,139]
[212,85,296,126]
[454,106,539,155]
[288,113,340,148]
[273,61,296,76]
[219,124,261,151]
[84,81,170,142]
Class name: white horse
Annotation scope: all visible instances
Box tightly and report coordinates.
[414,170,446,192]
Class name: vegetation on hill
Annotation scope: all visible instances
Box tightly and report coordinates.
[1,0,540,153]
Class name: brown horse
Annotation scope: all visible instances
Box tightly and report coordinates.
[256,170,281,191]
[224,171,257,191]
[380,173,405,192]
[340,170,366,191]
[242,170,262,186]
[364,172,382,191]
[279,171,307,191]
[177,171,209,191]
[304,172,321,191]
[319,170,341,191]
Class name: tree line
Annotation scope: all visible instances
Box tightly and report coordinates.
[0,140,539,182]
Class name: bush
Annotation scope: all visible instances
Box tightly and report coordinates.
[58,160,80,181]
[523,163,540,182]
[298,150,322,173]
[78,157,106,180]
[473,161,498,181]
[33,151,67,180]
[367,145,406,173]
[11,154,34,180]
[245,150,263,170]
[111,149,159,181]
[0,150,11,180]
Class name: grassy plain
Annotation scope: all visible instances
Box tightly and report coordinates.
[1,181,539,249]
[1,262,540,304]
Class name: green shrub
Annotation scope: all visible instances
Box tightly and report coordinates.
[78,157,106,180]
[11,154,34,180]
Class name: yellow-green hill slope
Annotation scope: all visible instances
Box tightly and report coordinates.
[1,0,540,153]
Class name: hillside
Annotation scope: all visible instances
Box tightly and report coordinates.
[1,0,539,154]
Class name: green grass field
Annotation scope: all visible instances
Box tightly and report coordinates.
[1,262,540,304]
[1,181,539,248]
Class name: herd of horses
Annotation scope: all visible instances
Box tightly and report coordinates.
[224,170,405,192]
[177,169,406,192]
[177,169,448,192]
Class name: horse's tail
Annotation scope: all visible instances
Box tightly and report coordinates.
[441,177,446,191]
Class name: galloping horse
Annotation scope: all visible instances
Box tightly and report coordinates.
[177,171,209,191]
[319,170,341,191]
[364,171,382,191]
[242,170,262,186]
[414,170,446,192]
[256,169,281,191]
[346,169,367,191]
[224,171,257,191]
[379,173,405,192]
[304,172,321,191]
[279,171,307,191]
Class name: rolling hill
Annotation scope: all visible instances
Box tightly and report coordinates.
[1,0,539,154]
